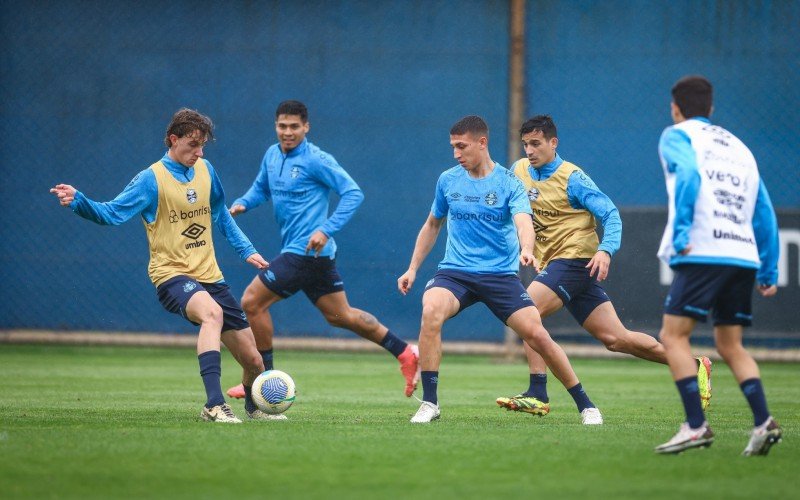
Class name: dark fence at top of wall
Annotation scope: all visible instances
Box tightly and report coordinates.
[1,1,798,342]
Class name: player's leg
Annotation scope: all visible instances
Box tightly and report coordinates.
[711,268,781,455]
[654,313,716,452]
[497,281,562,414]
[582,302,665,362]
[505,306,602,424]
[410,286,461,423]
[228,258,292,399]
[184,289,241,423]
[307,255,419,395]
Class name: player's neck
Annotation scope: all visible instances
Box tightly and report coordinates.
[467,158,495,179]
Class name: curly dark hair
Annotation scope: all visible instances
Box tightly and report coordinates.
[164,108,214,147]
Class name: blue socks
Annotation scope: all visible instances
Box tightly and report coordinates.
[198,350,225,408]
[524,373,549,402]
[380,330,409,358]
[421,371,439,405]
[740,378,770,427]
[567,383,594,412]
[675,376,705,428]
[259,349,274,371]
[244,384,257,413]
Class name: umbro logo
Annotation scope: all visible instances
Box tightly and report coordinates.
[181,223,206,240]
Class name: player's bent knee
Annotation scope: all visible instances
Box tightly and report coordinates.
[197,305,224,327]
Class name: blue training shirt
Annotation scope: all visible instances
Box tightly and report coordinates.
[659,118,779,284]
[528,154,622,256]
[432,164,532,274]
[68,153,258,269]
[234,139,363,258]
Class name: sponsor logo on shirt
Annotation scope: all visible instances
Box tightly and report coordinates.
[450,211,506,222]
[181,223,207,249]
[713,189,745,209]
[450,192,461,200]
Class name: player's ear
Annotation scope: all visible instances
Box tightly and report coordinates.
[168,134,178,147]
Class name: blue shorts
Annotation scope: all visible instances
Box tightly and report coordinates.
[156,275,249,331]
[424,269,534,324]
[664,264,756,326]
[259,252,344,304]
[534,258,611,325]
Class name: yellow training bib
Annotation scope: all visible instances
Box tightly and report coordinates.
[145,158,223,286]
[513,159,599,269]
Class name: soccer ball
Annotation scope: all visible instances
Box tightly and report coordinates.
[252,370,296,414]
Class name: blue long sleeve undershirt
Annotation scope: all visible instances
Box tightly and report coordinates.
[530,154,622,256]
[68,153,257,262]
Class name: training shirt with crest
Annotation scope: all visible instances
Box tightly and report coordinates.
[431,164,532,274]
[234,139,363,258]
[68,153,257,285]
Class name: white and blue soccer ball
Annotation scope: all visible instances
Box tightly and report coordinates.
[252,370,296,414]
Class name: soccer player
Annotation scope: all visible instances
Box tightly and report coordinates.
[49,108,272,423]
[654,76,781,455]
[224,100,419,403]
[496,115,712,416]
[398,115,602,425]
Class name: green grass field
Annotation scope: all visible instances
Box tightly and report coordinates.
[0,344,796,499]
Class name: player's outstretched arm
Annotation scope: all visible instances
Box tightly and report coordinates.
[50,184,77,206]
[398,213,444,295]
[512,212,536,269]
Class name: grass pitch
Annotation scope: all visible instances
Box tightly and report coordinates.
[0,344,796,499]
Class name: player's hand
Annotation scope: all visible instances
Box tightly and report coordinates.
[757,284,777,297]
[246,253,269,270]
[229,204,247,216]
[586,250,611,281]
[49,184,76,206]
[519,249,536,268]
[305,230,329,257]
[397,269,416,295]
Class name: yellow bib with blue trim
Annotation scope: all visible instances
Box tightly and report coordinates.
[512,159,599,269]
[145,158,223,286]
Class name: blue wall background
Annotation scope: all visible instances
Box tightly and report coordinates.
[1,1,798,340]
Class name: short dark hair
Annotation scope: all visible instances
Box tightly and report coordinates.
[164,108,214,147]
[450,115,489,138]
[276,100,308,122]
[671,75,713,118]
[520,115,557,139]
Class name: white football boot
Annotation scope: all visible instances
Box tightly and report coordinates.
[410,401,440,423]
[580,407,603,425]
[201,403,242,424]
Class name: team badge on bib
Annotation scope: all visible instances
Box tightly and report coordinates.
[527,188,539,202]
[186,188,198,204]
